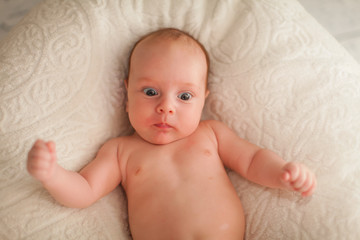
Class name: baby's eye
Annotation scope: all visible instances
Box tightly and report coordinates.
[178,92,192,101]
[143,88,158,96]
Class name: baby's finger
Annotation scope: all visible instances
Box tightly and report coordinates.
[28,154,51,170]
[292,167,307,189]
[46,141,56,153]
[33,139,47,149]
[281,171,290,182]
[46,141,57,162]
[296,172,313,193]
[283,162,300,182]
[28,146,50,161]
[280,171,293,190]
[301,178,316,197]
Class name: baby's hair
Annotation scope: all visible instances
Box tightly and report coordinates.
[127,28,210,85]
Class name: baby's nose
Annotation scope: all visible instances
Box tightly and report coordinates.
[156,99,175,115]
[156,106,175,114]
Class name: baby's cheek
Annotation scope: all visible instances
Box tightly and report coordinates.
[179,116,200,135]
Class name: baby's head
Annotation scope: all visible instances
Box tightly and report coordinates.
[126,28,210,88]
[125,28,210,144]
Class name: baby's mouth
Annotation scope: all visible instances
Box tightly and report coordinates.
[154,123,172,129]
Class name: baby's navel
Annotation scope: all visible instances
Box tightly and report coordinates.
[135,167,142,175]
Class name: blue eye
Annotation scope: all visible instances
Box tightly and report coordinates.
[178,92,192,101]
[143,88,158,96]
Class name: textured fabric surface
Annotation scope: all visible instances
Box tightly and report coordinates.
[1,0,360,239]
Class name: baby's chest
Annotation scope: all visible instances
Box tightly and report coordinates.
[125,140,223,187]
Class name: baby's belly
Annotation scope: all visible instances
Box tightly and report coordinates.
[125,171,245,240]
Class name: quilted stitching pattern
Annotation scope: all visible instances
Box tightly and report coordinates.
[1,0,360,239]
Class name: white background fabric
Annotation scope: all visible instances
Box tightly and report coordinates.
[1,0,360,239]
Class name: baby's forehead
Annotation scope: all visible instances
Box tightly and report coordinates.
[128,29,210,85]
[137,33,204,54]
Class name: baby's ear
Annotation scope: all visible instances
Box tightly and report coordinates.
[124,79,128,89]
[205,89,210,98]
[123,79,129,112]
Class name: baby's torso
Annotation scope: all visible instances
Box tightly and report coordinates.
[119,122,245,240]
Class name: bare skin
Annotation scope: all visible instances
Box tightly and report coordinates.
[27,29,316,240]
[122,122,246,239]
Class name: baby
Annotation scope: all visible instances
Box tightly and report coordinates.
[27,28,316,240]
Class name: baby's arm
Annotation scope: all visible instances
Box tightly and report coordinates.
[27,139,121,208]
[207,120,316,197]
[246,149,316,196]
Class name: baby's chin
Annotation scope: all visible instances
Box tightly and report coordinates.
[136,132,186,145]
[143,136,181,145]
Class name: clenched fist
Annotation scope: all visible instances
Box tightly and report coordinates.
[27,139,58,183]
[281,162,317,197]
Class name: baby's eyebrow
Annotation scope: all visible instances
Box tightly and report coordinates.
[135,77,155,85]
[134,77,203,92]
[180,82,201,91]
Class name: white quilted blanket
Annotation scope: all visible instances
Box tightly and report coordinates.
[1,0,360,239]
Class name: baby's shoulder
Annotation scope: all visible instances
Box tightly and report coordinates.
[199,120,237,141]
[199,119,229,132]
[97,136,140,165]
[198,120,228,140]
[102,135,137,148]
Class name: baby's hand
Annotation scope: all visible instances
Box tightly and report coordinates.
[281,162,317,197]
[27,139,58,183]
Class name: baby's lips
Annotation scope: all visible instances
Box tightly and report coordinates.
[154,123,172,129]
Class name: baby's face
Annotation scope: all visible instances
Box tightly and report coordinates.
[126,37,209,144]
